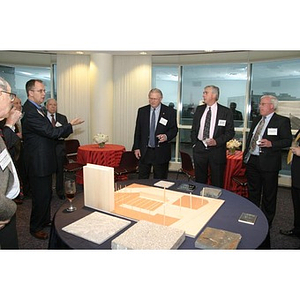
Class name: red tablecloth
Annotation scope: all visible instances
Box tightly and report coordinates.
[76,144,125,184]
[224,150,247,196]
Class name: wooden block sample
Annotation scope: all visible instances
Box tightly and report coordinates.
[84,163,115,212]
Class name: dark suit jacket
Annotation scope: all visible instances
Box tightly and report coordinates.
[191,103,235,163]
[291,129,300,189]
[0,119,21,162]
[55,112,68,158]
[21,100,73,177]
[132,103,178,164]
[244,113,292,172]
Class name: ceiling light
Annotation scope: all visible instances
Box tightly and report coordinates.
[76,51,84,55]
[139,52,147,55]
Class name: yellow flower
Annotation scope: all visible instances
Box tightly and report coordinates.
[226,139,241,149]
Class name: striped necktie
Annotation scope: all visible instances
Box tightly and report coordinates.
[203,107,211,140]
[250,116,266,152]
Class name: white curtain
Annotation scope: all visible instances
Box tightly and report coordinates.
[56,54,90,145]
[113,55,152,150]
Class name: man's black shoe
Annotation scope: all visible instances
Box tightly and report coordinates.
[280,229,300,238]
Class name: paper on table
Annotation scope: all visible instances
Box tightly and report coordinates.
[154,180,175,188]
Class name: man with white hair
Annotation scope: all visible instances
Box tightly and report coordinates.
[244,95,292,229]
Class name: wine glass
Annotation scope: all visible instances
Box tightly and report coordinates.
[256,134,262,153]
[65,179,77,212]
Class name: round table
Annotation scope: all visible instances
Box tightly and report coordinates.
[76,144,125,184]
[49,179,269,250]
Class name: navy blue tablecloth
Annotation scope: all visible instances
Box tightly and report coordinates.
[49,179,269,249]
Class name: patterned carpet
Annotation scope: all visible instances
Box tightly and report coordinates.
[15,173,300,249]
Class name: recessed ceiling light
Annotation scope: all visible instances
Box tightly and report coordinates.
[76,51,84,55]
[139,51,147,55]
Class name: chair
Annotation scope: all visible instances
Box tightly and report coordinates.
[63,139,84,177]
[177,150,195,181]
[232,175,248,197]
[114,151,139,181]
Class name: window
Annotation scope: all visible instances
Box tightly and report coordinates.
[153,58,300,179]
[251,59,300,130]
[181,64,248,127]
[251,59,300,176]
[0,64,52,104]
[152,65,179,108]
[152,66,179,160]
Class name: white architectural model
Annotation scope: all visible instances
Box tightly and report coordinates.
[83,165,224,238]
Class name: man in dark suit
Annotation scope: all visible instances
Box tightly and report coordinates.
[46,98,68,199]
[22,79,84,240]
[280,129,300,238]
[191,85,235,188]
[243,95,292,226]
[133,88,178,179]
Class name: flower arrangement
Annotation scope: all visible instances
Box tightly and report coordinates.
[226,139,242,154]
[93,133,109,147]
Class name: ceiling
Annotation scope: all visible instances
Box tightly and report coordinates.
[18,50,218,56]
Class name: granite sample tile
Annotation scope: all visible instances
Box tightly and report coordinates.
[195,227,242,249]
[62,211,131,245]
[111,220,185,250]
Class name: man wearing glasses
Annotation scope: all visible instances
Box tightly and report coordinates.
[0,76,21,249]
[22,79,84,240]
[243,95,292,247]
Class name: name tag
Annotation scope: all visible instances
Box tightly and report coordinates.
[159,117,168,126]
[0,148,11,171]
[268,128,278,135]
[218,119,226,126]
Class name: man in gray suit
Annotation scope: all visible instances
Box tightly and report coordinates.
[191,85,235,188]
[0,76,21,248]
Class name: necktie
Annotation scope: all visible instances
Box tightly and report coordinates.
[51,114,56,127]
[203,107,211,140]
[250,116,266,152]
[149,108,156,147]
[287,131,300,164]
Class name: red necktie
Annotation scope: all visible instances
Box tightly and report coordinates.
[51,114,56,127]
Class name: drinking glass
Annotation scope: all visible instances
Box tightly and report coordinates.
[65,179,77,212]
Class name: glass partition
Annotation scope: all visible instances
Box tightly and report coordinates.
[0,64,52,104]
[153,58,300,178]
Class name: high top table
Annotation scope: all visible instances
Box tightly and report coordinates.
[49,179,269,249]
[224,150,247,196]
[76,143,125,184]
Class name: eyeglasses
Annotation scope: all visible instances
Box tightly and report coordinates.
[31,89,46,94]
[1,90,16,101]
